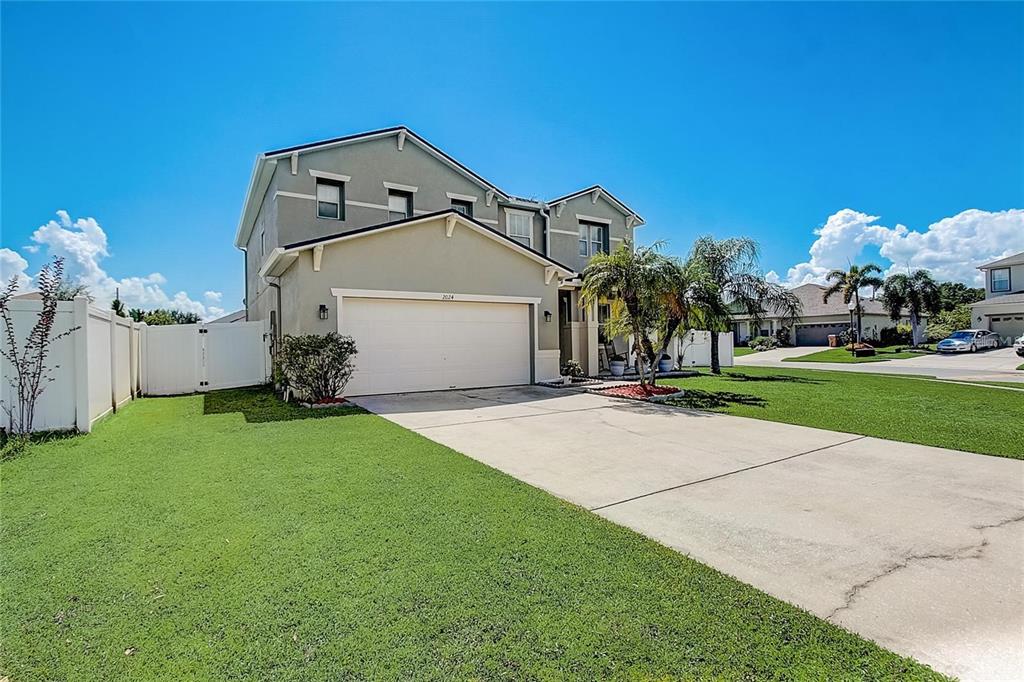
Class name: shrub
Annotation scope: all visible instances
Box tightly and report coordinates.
[561,359,584,378]
[928,304,972,341]
[879,324,913,347]
[277,333,358,402]
[837,327,855,346]
[774,327,791,347]
[749,336,779,352]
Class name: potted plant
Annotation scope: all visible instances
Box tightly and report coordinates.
[609,353,626,377]
[560,359,584,384]
[657,353,673,373]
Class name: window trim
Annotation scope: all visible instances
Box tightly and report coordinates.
[991,267,1011,293]
[578,220,609,257]
[450,198,474,217]
[315,178,345,220]
[505,208,534,249]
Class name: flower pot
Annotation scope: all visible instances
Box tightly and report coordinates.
[609,360,625,377]
[658,358,673,373]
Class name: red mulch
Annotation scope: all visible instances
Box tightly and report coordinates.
[598,384,679,400]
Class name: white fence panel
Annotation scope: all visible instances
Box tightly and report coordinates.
[85,307,114,425]
[112,315,133,407]
[676,330,734,368]
[205,321,270,390]
[141,320,269,396]
[142,324,202,396]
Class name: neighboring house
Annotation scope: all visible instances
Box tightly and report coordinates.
[235,126,644,395]
[208,309,246,324]
[731,283,925,346]
[969,251,1024,342]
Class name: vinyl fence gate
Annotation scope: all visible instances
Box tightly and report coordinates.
[141,321,271,396]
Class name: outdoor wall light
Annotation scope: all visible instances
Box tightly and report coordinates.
[544,310,552,323]
[319,304,329,320]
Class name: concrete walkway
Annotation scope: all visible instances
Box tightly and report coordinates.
[738,346,1024,383]
[353,386,1024,681]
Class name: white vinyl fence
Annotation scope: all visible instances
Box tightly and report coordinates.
[675,330,735,368]
[1,297,270,434]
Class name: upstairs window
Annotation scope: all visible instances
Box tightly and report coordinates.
[451,199,473,217]
[991,268,1010,293]
[316,180,343,220]
[506,210,533,248]
[578,222,607,257]
[388,190,412,221]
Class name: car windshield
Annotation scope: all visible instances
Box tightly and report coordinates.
[948,331,974,340]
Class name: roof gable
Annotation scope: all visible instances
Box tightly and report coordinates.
[547,185,645,225]
[260,209,575,278]
[978,251,1024,270]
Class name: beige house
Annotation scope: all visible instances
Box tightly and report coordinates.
[235,126,644,395]
[731,283,924,346]
[969,251,1024,342]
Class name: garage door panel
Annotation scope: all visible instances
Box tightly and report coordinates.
[342,297,531,396]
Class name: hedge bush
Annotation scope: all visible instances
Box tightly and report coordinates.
[277,333,358,402]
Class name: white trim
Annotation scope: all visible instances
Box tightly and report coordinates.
[346,200,389,211]
[312,244,324,272]
[445,192,478,203]
[610,237,624,243]
[309,169,351,182]
[290,153,298,175]
[331,288,541,306]
[504,208,534,250]
[575,213,612,225]
[275,190,315,201]
[383,181,418,193]
[547,185,645,225]
[477,218,499,225]
[550,228,578,236]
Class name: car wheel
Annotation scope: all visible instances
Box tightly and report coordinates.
[970,344,977,353]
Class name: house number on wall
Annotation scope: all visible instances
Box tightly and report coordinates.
[441,294,455,301]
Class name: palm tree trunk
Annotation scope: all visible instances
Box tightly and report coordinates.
[710,332,721,375]
[910,311,920,347]
[854,293,863,343]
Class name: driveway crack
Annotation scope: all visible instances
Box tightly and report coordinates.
[827,513,1024,621]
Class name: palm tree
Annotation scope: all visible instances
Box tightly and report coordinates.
[880,269,941,346]
[821,264,884,343]
[580,241,677,385]
[687,236,802,374]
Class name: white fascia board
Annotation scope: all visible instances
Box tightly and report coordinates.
[446,192,478,203]
[383,181,418,193]
[258,248,299,278]
[309,169,352,182]
[234,157,278,249]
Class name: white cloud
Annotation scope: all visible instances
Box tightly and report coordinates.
[768,208,1024,287]
[204,290,222,304]
[27,210,227,320]
[0,248,31,290]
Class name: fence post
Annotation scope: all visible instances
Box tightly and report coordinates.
[73,296,91,433]
[109,311,118,413]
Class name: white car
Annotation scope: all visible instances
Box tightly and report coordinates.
[936,329,1001,353]
[1014,334,1024,357]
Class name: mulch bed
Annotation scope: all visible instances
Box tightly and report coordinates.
[597,384,681,400]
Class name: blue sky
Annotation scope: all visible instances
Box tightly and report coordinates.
[2,2,1022,316]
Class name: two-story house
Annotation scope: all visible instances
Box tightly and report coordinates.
[235,126,644,396]
[969,251,1024,342]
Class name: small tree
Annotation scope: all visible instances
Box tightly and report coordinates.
[127,308,146,322]
[822,263,884,343]
[880,270,941,347]
[54,278,92,302]
[0,257,80,436]
[276,333,358,402]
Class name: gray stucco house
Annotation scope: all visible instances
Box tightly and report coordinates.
[969,251,1024,342]
[235,126,644,395]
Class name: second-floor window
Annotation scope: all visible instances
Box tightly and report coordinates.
[451,199,473,217]
[316,180,344,220]
[578,222,606,257]
[991,268,1010,293]
[388,190,412,221]
[506,210,533,248]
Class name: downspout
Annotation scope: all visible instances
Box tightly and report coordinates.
[538,202,551,257]
[265,276,283,355]
[241,247,249,321]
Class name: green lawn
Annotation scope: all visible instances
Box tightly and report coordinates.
[663,367,1024,459]
[784,346,931,364]
[1,388,940,681]
[1018,362,1024,371]
[734,346,756,357]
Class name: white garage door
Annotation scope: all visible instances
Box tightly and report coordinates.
[342,297,531,396]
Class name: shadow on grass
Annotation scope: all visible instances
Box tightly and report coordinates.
[720,371,825,385]
[203,386,365,423]
[668,389,768,410]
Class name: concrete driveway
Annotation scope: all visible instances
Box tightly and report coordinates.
[739,346,1024,383]
[353,386,1024,681]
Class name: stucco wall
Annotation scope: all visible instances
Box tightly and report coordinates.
[278,216,562,352]
[548,193,636,272]
[986,263,1024,298]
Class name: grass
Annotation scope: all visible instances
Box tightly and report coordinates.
[0,387,941,681]
[663,367,1024,459]
[1018,362,1024,371]
[783,345,931,364]
[734,346,756,357]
